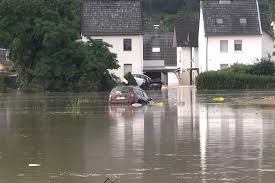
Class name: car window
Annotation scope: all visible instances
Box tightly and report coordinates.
[112,86,132,93]
[135,88,144,97]
[142,74,151,81]
[133,74,140,79]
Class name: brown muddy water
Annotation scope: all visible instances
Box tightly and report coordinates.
[0,86,275,183]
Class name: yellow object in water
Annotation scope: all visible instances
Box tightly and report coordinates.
[213,97,225,102]
[154,102,164,107]
[262,96,275,100]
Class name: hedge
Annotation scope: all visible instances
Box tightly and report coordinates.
[196,71,275,90]
[0,75,7,93]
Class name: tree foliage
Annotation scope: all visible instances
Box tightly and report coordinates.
[0,0,119,92]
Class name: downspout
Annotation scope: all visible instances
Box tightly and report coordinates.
[206,36,209,72]
[190,46,193,85]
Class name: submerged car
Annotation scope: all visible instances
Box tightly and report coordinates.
[109,86,152,104]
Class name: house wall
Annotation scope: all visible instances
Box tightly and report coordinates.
[262,32,273,58]
[177,47,199,85]
[198,7,207,73]
[82,35,143,80]
[202,35,262,71]
[167,72,179,85]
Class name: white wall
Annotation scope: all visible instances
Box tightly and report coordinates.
[82,35,143,80]
[198,7,207,73]
[177,46,199,85]
[262,32,273,58]
[204,35,262,71]
[168,72,179,85]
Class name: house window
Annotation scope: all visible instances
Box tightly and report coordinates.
[234,40,242,51]
[124,64,132,74]
[216,18,223,24]
[94,39,103,42]
[152,47,160,52]
[240,18,247,25]
[220,40,228,53]
[123,39,132,51]
[219,0,231,4]
[220,64,229,70]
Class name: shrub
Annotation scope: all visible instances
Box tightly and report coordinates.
[223,64,251,74]
[0,75,7,93]
[248,56,275,76]
[124,72,137,86]
[196,71,275,90]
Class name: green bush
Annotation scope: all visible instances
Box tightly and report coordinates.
[0,76,7,93]
[196,71,275,90]
[248,56,275,76]
[124,72,137,86]
[223,64,251,74]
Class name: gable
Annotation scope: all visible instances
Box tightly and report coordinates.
[202,0,261,35]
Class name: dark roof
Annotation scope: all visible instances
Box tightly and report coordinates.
[202,0,261,35]
[81,0,143,36]
[0,49,8,64]
[174,20,199,47]
[143,30,177,67]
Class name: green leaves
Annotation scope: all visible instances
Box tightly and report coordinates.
[0,0,119,92]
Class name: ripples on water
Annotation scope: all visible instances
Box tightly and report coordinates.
[0,87,275,183]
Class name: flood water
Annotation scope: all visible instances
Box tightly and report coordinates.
[0,86,275,183]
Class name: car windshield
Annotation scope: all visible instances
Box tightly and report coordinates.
[112,86,132,93]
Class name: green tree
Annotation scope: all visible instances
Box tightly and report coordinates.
[0,0,119,92]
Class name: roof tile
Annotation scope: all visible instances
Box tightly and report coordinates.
[81,0,143,36]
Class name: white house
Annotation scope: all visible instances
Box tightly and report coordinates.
[173,21,199,85]
[0,48,9,71]
[199,0,274,72]
[81,0,143,80]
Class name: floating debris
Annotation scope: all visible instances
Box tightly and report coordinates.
[213,97,225,102]
[29,164,40,167]
[132,103,143,107]
[262,96,275,100]
[154,102,164,107]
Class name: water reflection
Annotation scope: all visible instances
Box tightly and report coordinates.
[0,89,274,182]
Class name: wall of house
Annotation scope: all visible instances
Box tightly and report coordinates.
[177,47,199,85]
[167,72,179,85]
[203,35,262,71]
[82,35,143,80]
[262,32,273,58]
[198,7,207,73]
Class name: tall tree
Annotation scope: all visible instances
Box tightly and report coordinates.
[0,0,119,92]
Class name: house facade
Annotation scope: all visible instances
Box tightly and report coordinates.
[199,0,274,72]
[0,48,9,71]
[81,0,143,80]
[143,25,178,85]
[173,21,199,85]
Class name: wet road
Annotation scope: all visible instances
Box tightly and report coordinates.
[0,86,275,183]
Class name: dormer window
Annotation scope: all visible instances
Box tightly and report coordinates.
[219,0,231,4]
[216,18,223,24]
[240,18,247,25]
[152,47,160,53]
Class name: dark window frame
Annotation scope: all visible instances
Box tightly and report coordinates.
[123,39,132,51]
[234,40,242,51]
